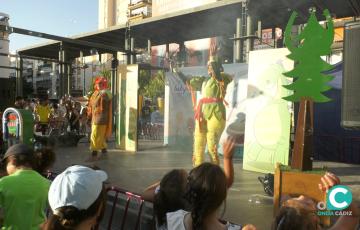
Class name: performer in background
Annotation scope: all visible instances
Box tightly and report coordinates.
[87,77,112,161]
[181,44,232,166]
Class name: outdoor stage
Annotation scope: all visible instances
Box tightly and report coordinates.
[52,138,360,230]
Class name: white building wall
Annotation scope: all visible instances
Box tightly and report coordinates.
[98,0,116,29]
[116,0,130,25]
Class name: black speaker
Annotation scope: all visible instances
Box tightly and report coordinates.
[341,21,360,129]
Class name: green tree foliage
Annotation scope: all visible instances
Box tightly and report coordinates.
[283,9,334,102]
[139,70,165,99]
[139,70,151,95]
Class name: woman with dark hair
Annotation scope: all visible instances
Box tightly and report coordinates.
[0,144,51,229]
[142,137,238,229]
[43,165,108,230]
[272,172,360,230]
[153,169,190,229]
[166,162,255,230]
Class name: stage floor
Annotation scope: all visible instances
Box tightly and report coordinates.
[53,138,360,230]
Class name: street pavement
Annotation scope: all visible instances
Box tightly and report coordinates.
[52,138,360,230]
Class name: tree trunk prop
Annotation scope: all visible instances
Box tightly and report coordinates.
[291,98,313,171]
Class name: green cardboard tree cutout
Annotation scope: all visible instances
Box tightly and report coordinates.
[283,8,334,102]
[283,8,334,170]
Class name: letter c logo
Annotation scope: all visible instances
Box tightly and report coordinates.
[327,185,352,210]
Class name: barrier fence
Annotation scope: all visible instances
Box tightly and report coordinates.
[105,186,145,230]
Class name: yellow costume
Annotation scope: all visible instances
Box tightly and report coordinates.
[87,77,112,159]
[188,56,232,166]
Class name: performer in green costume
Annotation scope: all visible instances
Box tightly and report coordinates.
[182,45,232,166]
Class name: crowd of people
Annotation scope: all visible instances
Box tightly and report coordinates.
[0,140,358,229]
[13,95,89,136]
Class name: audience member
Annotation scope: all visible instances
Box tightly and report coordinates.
[144,169,190,229]
[68,102,81,133]
[0,144,50,229]
[166,162,240,230]
[34,147,56,177]
[14,96,24,109]
[143,137,253,230]
[272,172,359,230]
[35,99,51,135]
[140,100,152,136]
[151,106,163,125]
[43,165,108,230]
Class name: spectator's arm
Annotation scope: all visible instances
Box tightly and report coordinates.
[142,181,160,202]
[223,137,236,188]
[320,173,360,230]
[329,202,359,230]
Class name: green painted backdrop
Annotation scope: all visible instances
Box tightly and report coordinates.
[243,48,293,173]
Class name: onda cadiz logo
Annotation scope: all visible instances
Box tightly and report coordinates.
[327,185,352,210]
[317,185,353,216]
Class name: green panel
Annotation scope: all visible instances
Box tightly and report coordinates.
[125,65,139,152]
[243,48,293,173]
[18,109,34,146]
[116,65,127,150]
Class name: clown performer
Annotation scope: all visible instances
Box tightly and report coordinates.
[179,44,232,167]
[87,76,112,161]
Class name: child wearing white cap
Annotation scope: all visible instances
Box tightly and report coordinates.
[42,165,108,230]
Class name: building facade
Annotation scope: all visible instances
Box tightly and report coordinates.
[0,12,10,79]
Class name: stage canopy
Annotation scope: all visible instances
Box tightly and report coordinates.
[18,0,359,60]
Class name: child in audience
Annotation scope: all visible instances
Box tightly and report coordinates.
[143,136,239,198]
[0,144,50,229]
[272,172,360,230]
[142,137,239,229]
[167,162,245,230]
[34,147,56,179]
[43,165,108,230]
[153,169,190,229]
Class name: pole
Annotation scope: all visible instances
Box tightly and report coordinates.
[257,20,262,42]
[235,18,242,63]
[291,98,313,170]
[147,39,151,57]
[83,67,86,95]
[246,14,254,63]
[125,38,130,64]
[80,51,86,95]
[111,54,118,135]
[19,57,23,97]
[59,44,63,97]
[67,61,71,96]
[130,37,135,64]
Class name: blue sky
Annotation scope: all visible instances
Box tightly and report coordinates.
[1,0,98,52]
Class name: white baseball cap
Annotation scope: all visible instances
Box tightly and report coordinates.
[48,165,108,211]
